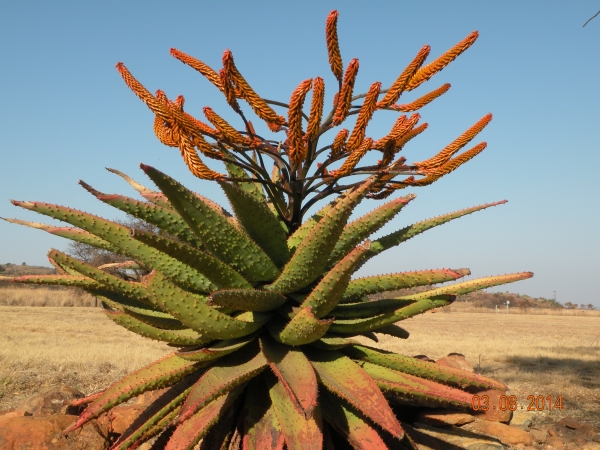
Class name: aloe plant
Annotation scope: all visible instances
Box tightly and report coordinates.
[4,10,532,450]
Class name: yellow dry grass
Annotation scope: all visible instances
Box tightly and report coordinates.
[1,305,598,429]
[0,283,98,307]
[0,306,172,412]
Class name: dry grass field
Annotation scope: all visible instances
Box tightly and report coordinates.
[1,302,598,430]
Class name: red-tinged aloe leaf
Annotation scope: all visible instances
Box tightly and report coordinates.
[268,176,379,294]
[103,310,208,346]
[242,378,285,450]
[208,288,287,312]
[259,336,318,419]
[63,353,202,434]
[269,378,323,450]
[266,307,333,346]
[306,349,404,440]
[111,374,201,450]
[398,272,534,300]
[359,200,508,268]
[165,385,245,450]
[140,164,279,283]
[177,332,259,362]
[1,217,119,252]
[197,395,242,450]
[320,389,388,450]
[358,361,473,408]
[300,242,371,318]
[145,270,271,340]
[66,391,103,408]
[176,344,267,425]
[49,249,151,303]
[106,167,174,209]
[79,180,204,249]
[11,274,101,289]
[327,194,415,267]
[342,345,506,391]
[330,295,455,335]
[340,268,470,303]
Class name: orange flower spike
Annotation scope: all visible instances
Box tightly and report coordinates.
[178,133,224,180]
[170,48,223,92]
[413,113,492,170]
[330,137,373,178]
[374,115,407,150]
[346,81,381,152]
[116,63,171,122]
[430,141,487,177]
[152,90,178,147]
[331,128,349,156]
[305,77,325,143]
[203,107,249,146]
[287,78,313,164]
[222,50,285,130]
[377,45,430,109]
[406,31,479,92]
[325,10,344,82]
[219,67,241,113]
[332,58,360,126]
[393,83,451,112]
[394,122,428,149]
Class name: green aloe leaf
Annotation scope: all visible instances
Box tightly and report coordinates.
[223,151,266,203]
[176,333,259,362]
[145,270,271,339]
[131,229,250,289]
[301,242,371,318]
[398,272,534,299]
[287,200,336,253]
[343,345,506,391]
[10,201,216,293]
[79,180,204,248]
[340,268,470,303]
[1,218,119,252]
[268,177,378,294]
[106,167,174,208]
[327,194,414,266]
[330,295,455,334]
[208,288,287,312]
[140,164,280,283]
[11,274,101,289]
[103,310,208,346]
[267,307,333,346]
[219,180,291,267]
[49,249,150,303]
[360,200,508,267]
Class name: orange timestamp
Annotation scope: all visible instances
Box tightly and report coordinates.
[471,395,563,412]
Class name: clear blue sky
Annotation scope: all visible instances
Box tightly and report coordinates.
[1,2,599,306]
